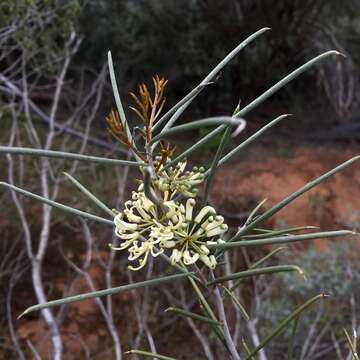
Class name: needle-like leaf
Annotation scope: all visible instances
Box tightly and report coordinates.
[18,272,193,318]
[165,307,222,326]
[232,156,360,238]
[222,286,250,321]
[125,350,177,360]
[208,265,304,285]
[211,114,291,172]
[203,126,231,205]
[154,27,271,131]
[245,294,328,360]
[151,116,240,143]
[210,230,355,250]
[0,146,143,166]
[0,182,114,225]
[63,172,114,217]
[162,125,226,171]
[108,51,141,161]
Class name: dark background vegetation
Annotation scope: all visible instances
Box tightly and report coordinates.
[1,1,360,359]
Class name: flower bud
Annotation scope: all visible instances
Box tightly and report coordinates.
[194,206,216,224]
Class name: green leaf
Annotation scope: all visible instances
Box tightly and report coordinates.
[234,51,342,119]
[221,286,250,321]
[199,51,342,172]
[161,125,226,171]
[232,155,360,238]
[288,316,300,360]
[245,294,328,360]
[203,126,231,206]
[19,272,193,318]
[63,172,114,217]
[125,349,177,360]
[343,328,359,360]
[248,247,288,269]
[208,265,304,285]
[165,307,222,326]
[210,230,355,250]
[153,27,271,131]
[242,226,317,240]
[108,51,140,160]
[213,114,291,171]
[151,116,240,143]
[226,247,288,295]
[0,182,114,225]
[187,276,228,349]
[0,146,143,166]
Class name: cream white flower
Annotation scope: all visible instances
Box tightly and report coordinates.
[153,160,205,199]
[112,181,228,270]
[127,238,163,271]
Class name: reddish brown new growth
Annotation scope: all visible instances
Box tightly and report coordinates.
[155,141,176,172]
[105,76,174,167]
[130,75,168,143]
[105,109,147,162]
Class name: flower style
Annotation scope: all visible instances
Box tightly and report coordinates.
[110,184,228,271]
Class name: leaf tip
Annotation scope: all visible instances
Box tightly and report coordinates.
[17,308,29,320]
[334,51,346,58]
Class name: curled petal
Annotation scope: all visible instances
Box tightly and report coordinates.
[194,206,216,224]
[206,224,228,237]
[199,254,217,269]
[170,249,182,265]
[185,198,196,221]
[183,250,199,265]
[200,244,210,255]
[114,215,138,230]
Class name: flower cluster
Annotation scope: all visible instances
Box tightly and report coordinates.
[153,160,205,199]
[110,184,227,271]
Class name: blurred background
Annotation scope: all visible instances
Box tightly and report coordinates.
[0,1,360,359]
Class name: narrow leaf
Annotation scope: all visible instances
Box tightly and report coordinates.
[245,294,328,360]
[152,117,240,143]
[63,172,114,217]
[222,286,250,321]
[125,350,176,360]
[234,51,342,119]
[249,247,288,269]
[0,182,113,225]
[213,114,291,171]
[188,276,228,347]
[19,272,193,317]
[288,316,300,360]
[242,226,318,240]
[208,265,304,286]
[233,156,360,238]
[203,126,231,206]
[0,146,142,166]
[343,328,359,360]
[227,247,288,295]
[162,125,226,171]
[108,51,140,160]
[201,51,342,171]
[210,230,355,250]
[154,27,271,131]
[165,307,222,326]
